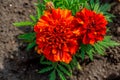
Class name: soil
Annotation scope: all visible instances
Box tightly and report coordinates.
[0,0,120,80]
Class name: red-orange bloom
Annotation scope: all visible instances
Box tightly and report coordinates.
[34,8,79,64]
[75,8,108,45]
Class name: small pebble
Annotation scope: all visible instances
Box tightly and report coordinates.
[117,27,120,33]
[10,55,14,59]
[9,4,12,7]
[35,69,38,72]
[22,57,25,59]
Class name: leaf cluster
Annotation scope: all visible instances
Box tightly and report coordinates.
[50,0,88,15]
[39,56,73,80]
[39,52,83,80]
[84,0,115,22]
[77,36,120,61]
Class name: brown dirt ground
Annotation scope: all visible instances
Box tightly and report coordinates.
[0,0,120,80]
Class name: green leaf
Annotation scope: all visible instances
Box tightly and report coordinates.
[40,56,45,62]
[26,40,36,51]
[94,43,105,55]
[70,0,74,5]
[18,32,35,41]
[81,50,85,60]
[64,0,69,7]
[104,36,111,41]
[41,61,52,65]
[92,36,120,56]
[30,15,37,22]
[39,66,54,74]
[79,0,88,3]
[80,44,94,60]
[44,0,50,3]
[70,56,77,69]
[58,64,71,76]
[37,7,41,19]
[40,56,53,65]
[98,41,109,48]
[93,3,100,13]
[85,44,92,50]
[77,62,82,70]
[36,2,45,19]
[57,69,66,80]
[37,0,40,2]
[86,49,94,60]
[13,21,33,27]
[84,2,91,9]
[54,1,64,8]
[104,12,115,18]
[42,61,52,65]
[90,0,95,9]
[86,45,94,60]
[103,36,120,46]
[60,62,71,70]
[49,70,56,80]
[100,3,110,12]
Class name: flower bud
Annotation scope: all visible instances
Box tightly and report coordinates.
[45,1,54,11]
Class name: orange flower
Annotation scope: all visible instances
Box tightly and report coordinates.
[75,8,108,45]
[34,8,79,64]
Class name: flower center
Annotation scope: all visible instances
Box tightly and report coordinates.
[45,23,68,49]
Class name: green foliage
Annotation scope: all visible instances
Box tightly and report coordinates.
[93,36,119,55]
[40,56,53,65]
[97,36,120,48]
[78,44,94,60]
[52,0,88,15]
[18,32,35,41]
[30,15,37,23]
[39,66,54,73]
[58,64,71,76]
[26,40,36,51]
[78,36,120,61]
[35,1,45,19]
[44,0,51,3]
[18,32,36,51]
[57,69,66,80]
[84,0,115,22]
[60,62,71,72]
[39,56,72,80]
[69,56,78,69]
[13,21,34,27]
[49,70,56,80]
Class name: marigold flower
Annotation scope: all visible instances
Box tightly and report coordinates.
[34,8,79,64]
[75,8,108,45]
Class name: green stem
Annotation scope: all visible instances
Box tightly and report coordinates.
[77,62,82,70]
